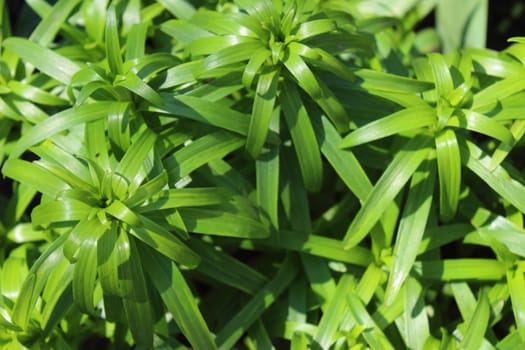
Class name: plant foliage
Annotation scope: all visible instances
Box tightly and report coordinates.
[1,0,525,349]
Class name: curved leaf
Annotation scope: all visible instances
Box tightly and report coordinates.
[10,101,121,159]
[435,128,461,222]
[340,106,436,148]
[281,82,323,191]
[343,135,433,249]
[4,37,81,84]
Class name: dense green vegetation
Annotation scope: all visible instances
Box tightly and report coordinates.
[2,0,525,349]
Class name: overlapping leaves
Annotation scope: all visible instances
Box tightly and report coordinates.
[2,0,525,349]
[160,0,376,192]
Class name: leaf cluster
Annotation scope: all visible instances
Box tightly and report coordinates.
[1,0,525,349]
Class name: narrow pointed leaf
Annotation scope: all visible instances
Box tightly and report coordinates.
[284,52,348,132]
[165,131,245,181]
[73,235,100,313]
[116,127,157,192]
[178,207,269,239]
[386,158,435,303]
[188,238,268,295]
[459,290,490,350]
[314,275,354,348]
[29,0,81,46]
[120,236,154,349]
[447,110,514,144]
[2,159,70,198]
[246,67,279,158]
[340,106,436,148]
[343,135,433,248]
[130,215,200,268]
[507,268,525,342]
[313,115,372,201]
[31,199,93,228]
[9,102,120,159]
[115,72,164,106]
[347,293,396,350]
[105,5,123,75]
[137,187,229,212]
[215,254,298,349]
[256,146,280,228]
[141,246,218,350]
[282,82,323,191]
[463,140,525,213]
[435,128,461,222]
[3,37,81,84]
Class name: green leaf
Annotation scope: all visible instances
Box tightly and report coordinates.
[140,246,218,350]
[284,51,349,132]
[256,146,280,228]
[417,259,506,280]
[8,80,69,106]
[340,106,436,148]
[73,234,100,314]
[428,53,454,98]
[386,158,436,304]
[436,0,488,53]
[136,187,230,212]
[435,128,461,222]
[242,47,272,88]
[2,159,70,198]
[282,82,323,192]
[507,268,525,342]
[7,223,46,243]
[129,215,201,268]
[105,5,123,75]
[115,72,164,106]
[29,0,81,46]
[125,23,148,60]
[314,274,354,349]
[296,19,336,41]
[10,101,122,159]
[459,289,490,350]
[31,198,93,228]
[3,37,82,84]
[472,73,525,110]
[203,40,264,72]
[33,139,94,189]
[40,259,74,333]
[400,278,431,350]
[120,236,154,349]
[188,238,268,295]
[347,293,396,350]
[260,230,373,266]
[447,110,514,144]
[478,216,525,258]
[115,127,157,193]
[107,102,131,156]
[343,135,433,249]
[215,254,298,349]
[12,233,69,329]
[178,207,269,239]
[160,19,211,44]
[81,0,108,42]
[164,131,245,181]
[288,42,355,82]
[490,120,525,170]
[354,69,434,94]
[246,67,280,158]
[313,115,372,201]
[153,94,252,137]
[156,0,195,20]
[463,140,525,214]
[97,224,131,297]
